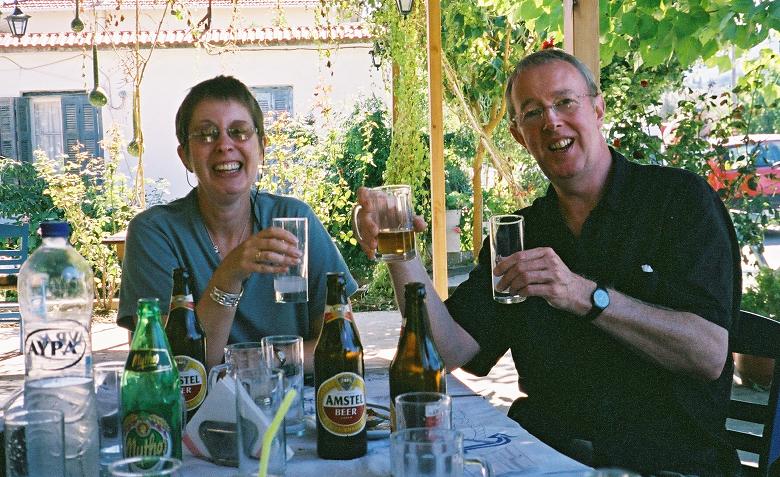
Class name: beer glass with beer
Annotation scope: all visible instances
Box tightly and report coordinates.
[354,185,416,262]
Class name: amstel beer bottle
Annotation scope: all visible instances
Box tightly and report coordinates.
[389,282,447,430]
[165,268,207,422]
[121,298,182,463]
[314,272,367,459]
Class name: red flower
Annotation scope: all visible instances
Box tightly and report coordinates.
[541,37,556,50]
[640,79,649,88]
[452,226,462,234]
[613,138,622,148]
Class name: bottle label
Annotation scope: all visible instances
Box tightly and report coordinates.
[316,371,366,436]
[24,322,89,371]
[174,355,207,412]
[122,412,173,464]
[169,294,194,312]
[323,304,354,324]
[126,349,172,373]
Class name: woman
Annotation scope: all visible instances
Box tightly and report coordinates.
[118,75,357,371]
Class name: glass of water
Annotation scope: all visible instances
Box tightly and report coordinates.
[272,217,308,303]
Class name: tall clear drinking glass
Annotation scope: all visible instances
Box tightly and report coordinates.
[5,408,65,477]
[489,214,525,304]
[272,217,308,303]
[261,335,305,436]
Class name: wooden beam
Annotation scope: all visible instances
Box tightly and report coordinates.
[563,0,600,85]
[426,0,448,298]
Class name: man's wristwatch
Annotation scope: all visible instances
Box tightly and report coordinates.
[584,283,609,321]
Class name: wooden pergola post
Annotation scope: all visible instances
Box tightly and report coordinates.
[426,0,448,298]
[563,0,600,84]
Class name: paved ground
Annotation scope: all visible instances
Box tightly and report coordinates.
[0,311,522,414]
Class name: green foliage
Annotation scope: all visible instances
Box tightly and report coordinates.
[258,107,384,285]
[733,49,780,134]
[355,262,396,311]
[33,127,139,311]
[334,97,391,191]
[0,158,61,249]
[742,267,780,321]
[444,155,472,210]
[602,0,777,71]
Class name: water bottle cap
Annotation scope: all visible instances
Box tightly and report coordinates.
[40,221,71,238]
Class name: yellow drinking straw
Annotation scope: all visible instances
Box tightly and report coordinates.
[258,387,297,477]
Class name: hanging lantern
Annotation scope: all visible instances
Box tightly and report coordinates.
[6,1,31,38]
[369,44,382,70]
[395,0,414,18]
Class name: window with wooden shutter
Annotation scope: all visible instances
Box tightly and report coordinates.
[0,98,17,160]
[3,93,102,164]
[251,86,293,125]
[0,98,33,162]
[31,97,64,162]
[61,94,102,161]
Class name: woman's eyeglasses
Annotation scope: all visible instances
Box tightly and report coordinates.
[188,125,258,144]
[514,93,596,127]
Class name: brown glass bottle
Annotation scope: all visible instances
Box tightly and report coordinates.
[314,272,367,459]
[165,268,207,422]
[389,282,447,431]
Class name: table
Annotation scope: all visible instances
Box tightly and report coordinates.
[181,368,591,476]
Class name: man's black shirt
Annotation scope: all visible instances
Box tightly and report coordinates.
[446,149,742,476]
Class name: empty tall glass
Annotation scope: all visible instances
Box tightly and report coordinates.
[489,214,525,304]
[5,409,65,477]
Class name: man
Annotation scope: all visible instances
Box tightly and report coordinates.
[354,49,742,475]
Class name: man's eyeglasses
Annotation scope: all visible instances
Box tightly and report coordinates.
[188,124,258,144]
[514,93,596,127]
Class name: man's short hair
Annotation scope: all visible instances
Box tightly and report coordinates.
[504,49,601,123]
[175,75,265,151]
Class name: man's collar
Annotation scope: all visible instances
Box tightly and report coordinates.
[540,147,628,211]
[600,147,629,211]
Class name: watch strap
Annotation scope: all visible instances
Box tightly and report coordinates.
[584,282,608,322]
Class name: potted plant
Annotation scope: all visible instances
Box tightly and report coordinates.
[445,192,467,253]
[736,266,780,388]
[445,159,472,254]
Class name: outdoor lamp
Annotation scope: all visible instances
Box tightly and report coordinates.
[5,0,31,38]
[369,44,382,70]
[396,0,413,18]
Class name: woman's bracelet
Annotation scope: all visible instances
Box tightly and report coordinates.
[209,285,243,308]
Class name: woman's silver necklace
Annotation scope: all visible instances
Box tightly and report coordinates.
[205,217,250,256]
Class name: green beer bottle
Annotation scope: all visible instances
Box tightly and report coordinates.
[121,298,182,463]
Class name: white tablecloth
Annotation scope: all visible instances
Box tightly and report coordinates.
[181,369,590,476]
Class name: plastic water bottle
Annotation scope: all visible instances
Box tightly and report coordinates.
[18,221,100,477]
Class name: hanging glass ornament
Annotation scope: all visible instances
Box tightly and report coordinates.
[71,0,84,33]
[88,44,108,107]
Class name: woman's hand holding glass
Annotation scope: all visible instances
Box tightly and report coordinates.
[216,227,303,286]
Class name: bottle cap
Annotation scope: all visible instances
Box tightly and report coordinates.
[40,221,71,238]
[404,282,426,298]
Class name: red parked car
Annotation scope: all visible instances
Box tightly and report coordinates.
[707,134,780,206]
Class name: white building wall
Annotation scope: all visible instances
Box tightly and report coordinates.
[1,30,388,199]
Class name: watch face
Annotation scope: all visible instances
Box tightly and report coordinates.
[593,288,610,309]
